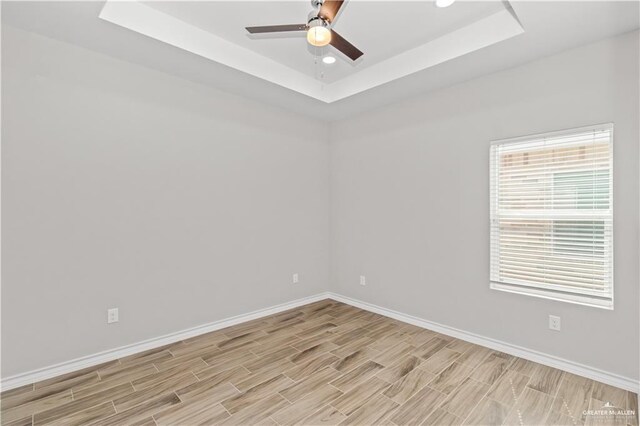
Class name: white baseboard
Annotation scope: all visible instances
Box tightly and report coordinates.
[0,292,331,392]
[3,291,638,394]
[326,292,639,393]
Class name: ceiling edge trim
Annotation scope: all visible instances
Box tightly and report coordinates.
[99,1,524,104]
[99,1,326,100]
[324,7,525,102]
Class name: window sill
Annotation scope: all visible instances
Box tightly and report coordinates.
[490,281,613,310]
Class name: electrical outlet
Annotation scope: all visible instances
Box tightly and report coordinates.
[359,275,366,286]
[107,308,119,324]
[292,273,299,284]
[549,315,561,331]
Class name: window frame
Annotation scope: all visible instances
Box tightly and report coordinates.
[489,124,614,309]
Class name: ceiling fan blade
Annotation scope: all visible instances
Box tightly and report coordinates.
[318,0,345,23]
[330,30,363,61]
[246,24,307,34]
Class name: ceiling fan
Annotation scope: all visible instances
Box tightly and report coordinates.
[245,0,363,61]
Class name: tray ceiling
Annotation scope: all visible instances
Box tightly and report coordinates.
[3,2,638,120]
[99,1,524,103]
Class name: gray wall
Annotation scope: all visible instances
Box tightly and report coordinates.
[1,27,330,377]
[330,31,639,381]
[2,25,638,383]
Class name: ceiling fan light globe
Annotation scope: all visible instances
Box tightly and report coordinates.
[307,26,331,47]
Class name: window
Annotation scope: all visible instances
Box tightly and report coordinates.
[490,124,613,309]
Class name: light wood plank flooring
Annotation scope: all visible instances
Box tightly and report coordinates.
[1,300,637,425]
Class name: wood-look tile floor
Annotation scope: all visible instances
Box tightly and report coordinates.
[1,300,637,426]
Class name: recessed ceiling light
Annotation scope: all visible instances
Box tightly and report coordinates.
[322,56,336,65]
[435,0,455,8]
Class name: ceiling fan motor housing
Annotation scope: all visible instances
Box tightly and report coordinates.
[307,12,329,29]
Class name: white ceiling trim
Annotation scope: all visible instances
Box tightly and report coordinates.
[99,1,324,98]
[99,1,524,103]
[327,8,524,102]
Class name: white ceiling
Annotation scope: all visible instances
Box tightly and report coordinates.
[142,1,506,83]
[99,0,523,102]
[2,1,639,119]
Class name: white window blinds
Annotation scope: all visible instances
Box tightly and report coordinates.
[490,124,613,309]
